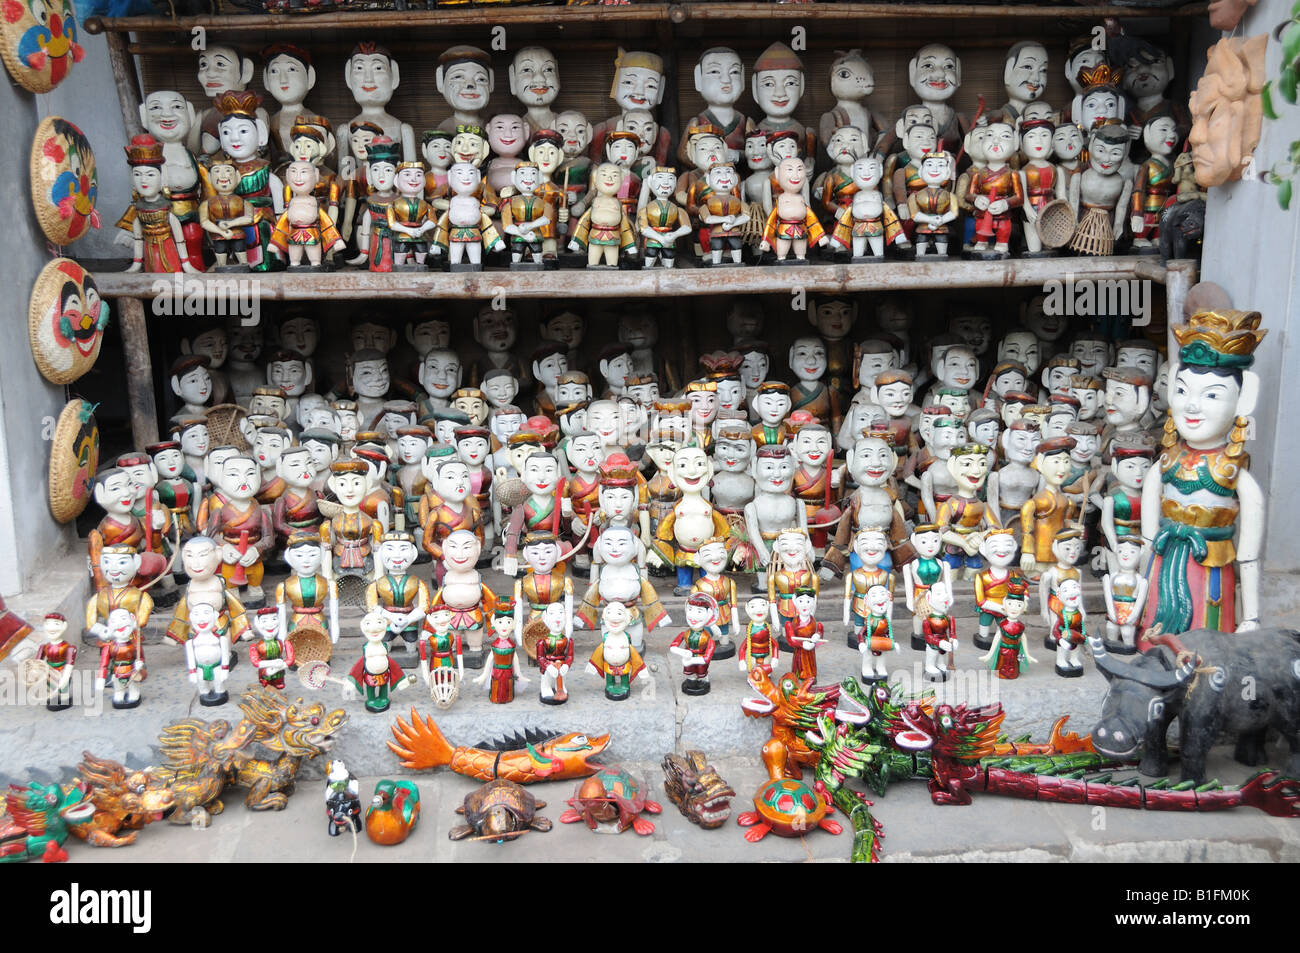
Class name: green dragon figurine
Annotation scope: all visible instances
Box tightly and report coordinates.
[797,677,1300,863]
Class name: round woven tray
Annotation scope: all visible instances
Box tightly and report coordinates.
[29,116,98,246]
[48,398,99,524]
[29,258,105,385]
[204,404,251,451]
[289,623,332,666]
[521,616,549,661]
[1,0,80,92]
[1036,199,1077,250]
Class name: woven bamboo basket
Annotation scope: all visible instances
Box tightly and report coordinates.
[29,116,98,247]
[521,616,549,661]
[48,399,99,524]
[289,623,332,666]
[204,404,251,451]
[1035,199,1077,250]
[1069,207,1115,257]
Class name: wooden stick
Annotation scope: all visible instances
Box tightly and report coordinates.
[118,297,160,448]
[84,2,1207,35]
[105,31,144,137]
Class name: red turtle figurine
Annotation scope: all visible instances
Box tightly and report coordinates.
[736,777,843,843]
[558,765,662,836]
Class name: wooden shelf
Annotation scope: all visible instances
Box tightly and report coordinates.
[83,1,1208,35]
[88,255,1183,302]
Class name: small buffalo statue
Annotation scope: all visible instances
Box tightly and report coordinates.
[1090,629,1300,783]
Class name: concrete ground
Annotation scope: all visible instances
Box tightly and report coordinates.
[4,563,1300,862]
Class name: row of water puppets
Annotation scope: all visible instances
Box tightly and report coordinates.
[117,32,1207,272]
[40,292,1267,716]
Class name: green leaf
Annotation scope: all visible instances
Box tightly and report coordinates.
[1285,22,1300,66]
[1290,139,1300,164]
[1279,178,1293,211]
[1282,65,1299,104]
[1292,0,1300,18]
[1264,81,1280,120]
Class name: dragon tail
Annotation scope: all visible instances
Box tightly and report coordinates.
[829,786,883,864]
[388,709,454,772]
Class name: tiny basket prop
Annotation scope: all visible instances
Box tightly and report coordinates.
[495,476,530,510]
[1069,207,1114,257]
[297,658,335,691]
[430,667,460,710]
[20,658,49,700]
[204,404,251,451]
[1035,199,1077,250]
[741,202,766,248]
[289,623,332,666]
[335,575,369,608]
[521,616,549,662]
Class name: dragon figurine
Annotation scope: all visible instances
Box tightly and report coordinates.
[661,751,736,829]
[798,677,1300,863]
[156,686,348,826]
[0,782,94,862]
[70,751,177,847]
[389,709,609,783]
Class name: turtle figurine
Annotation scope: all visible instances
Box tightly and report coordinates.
[448,778,553,843]
[558,765,662,836]
[736,777,843,843]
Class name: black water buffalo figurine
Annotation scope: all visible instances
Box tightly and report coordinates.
[1090,629,1300,783]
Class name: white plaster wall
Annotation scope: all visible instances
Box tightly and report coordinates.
[0,29,126,595]
[1197,0,1300,572]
